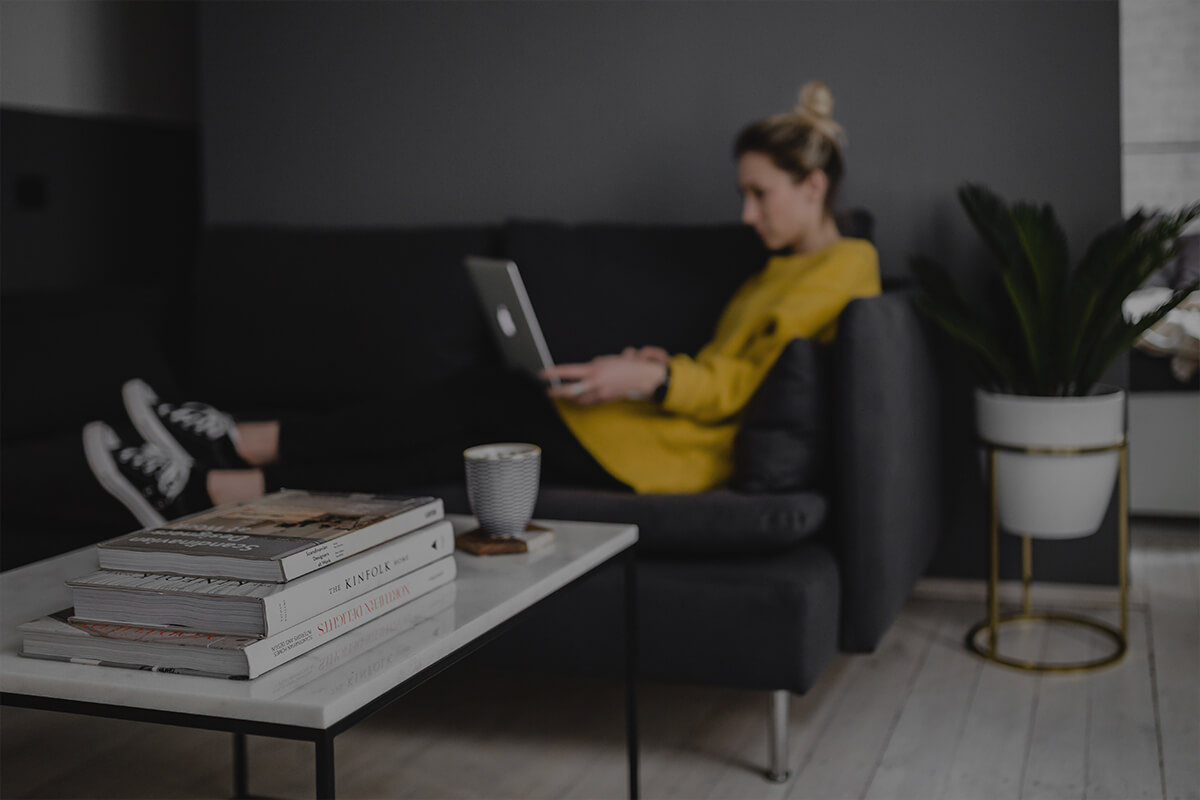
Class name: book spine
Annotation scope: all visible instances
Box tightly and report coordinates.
[276,498,446,581]
[242,555,457,678]
[260,520,454,635]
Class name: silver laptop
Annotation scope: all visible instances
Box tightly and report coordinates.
[464,256,565,385]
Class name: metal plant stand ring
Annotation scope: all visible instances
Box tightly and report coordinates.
[965,439,1129,673]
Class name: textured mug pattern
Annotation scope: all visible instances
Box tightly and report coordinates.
[463,443,541,538]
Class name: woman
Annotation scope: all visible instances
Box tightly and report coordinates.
[84,81,880,527]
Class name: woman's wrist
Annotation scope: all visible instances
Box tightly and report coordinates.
[652,363,671,403]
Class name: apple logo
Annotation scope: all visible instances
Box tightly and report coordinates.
[495,304,519,338]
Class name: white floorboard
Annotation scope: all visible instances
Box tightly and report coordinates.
[1020,631,1095,800]
[653,689,760,800]
[1086,611,1162,800]
[782,603,940,800]
[942,636,1044,800]
[861,601,983,800]
[1139,530,1200,800]
[1,519,1195,799]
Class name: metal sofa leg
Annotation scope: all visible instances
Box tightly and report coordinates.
[765,689,792,782]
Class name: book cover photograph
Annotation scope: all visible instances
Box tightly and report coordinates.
[157,491,426,537]
[95,490,445,582]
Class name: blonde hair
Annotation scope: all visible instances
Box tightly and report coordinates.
[734,80,846,212]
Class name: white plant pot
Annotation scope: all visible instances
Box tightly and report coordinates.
[975,387,1125,539]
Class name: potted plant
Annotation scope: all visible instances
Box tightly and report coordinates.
[911,184,1198,537]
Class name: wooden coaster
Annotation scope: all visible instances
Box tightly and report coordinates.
[455,522,555,555]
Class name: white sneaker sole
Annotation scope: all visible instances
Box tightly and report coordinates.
[82,421,166,529]
[122,378,193,466]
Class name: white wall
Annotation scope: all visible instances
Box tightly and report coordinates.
[1121,0,1200,232]
[0,0,195,123]
[1121,0,1200,518]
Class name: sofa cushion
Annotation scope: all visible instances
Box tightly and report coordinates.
[431,484,826,555]
[732,337,832,493]
[191,226,500,416]
[475,538,841,693]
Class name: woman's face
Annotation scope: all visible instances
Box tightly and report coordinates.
[737,151,826,252]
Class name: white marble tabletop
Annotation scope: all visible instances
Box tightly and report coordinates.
[0,515,637,730]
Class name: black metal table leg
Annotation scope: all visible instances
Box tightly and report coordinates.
[315,734,336,799]
[625,547,639,800]
[233,732,250,798]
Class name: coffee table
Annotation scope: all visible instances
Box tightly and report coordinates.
[0,515,640,799]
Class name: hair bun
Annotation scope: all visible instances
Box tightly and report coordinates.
[793,80,844,151]
[796,81,834,121]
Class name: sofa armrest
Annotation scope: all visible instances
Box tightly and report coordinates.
[833,291,943,651]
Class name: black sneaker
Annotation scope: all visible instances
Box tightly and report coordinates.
[83,421,196,527]
[122,378,248,469]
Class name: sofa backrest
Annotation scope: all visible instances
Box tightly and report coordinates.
[190,222,775,416]
[1,286,186,444]
[191,226,501,416]
[503,221,768,362]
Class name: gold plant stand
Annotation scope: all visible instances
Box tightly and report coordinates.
[965,439,1128,673]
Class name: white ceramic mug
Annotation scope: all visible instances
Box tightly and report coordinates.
[463,443,541,538]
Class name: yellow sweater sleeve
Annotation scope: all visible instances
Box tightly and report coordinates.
[662,239,880,423]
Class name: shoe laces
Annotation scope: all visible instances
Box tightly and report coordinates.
[161,402,236,441]
[118,443,189,501]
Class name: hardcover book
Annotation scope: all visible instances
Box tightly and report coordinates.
[95,490,445,582]
[71,519,454,636]
[21,556,458,679]
[245,583,457,701]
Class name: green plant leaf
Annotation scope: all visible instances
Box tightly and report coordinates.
[1075,281,1198,393]
[954,185,1049,390]
[911,185,1198,397]
[1063,214,1144,374]
[1010,202,1069,309]
[1010,202,1070,390]
[1071,203,1199,389]
[999,267,1049,391]
[957,184,1026,272]
[909,254,1017,388]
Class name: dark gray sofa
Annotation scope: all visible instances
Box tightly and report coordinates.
[0,217,942,779]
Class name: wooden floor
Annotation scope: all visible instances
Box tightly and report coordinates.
[2,518,1196,800]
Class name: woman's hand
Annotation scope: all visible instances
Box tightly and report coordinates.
[543,349,670,406]
[622,345,670,365]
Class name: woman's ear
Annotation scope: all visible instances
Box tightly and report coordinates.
[803,169,829,202]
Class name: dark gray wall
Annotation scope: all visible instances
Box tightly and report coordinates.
[1,0,196,124]
[201,1,1121,281]
[200,0,1126,583]
[1,1,197,294]
[1,109,197,293]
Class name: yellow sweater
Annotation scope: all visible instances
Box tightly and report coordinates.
[554,237,881,493]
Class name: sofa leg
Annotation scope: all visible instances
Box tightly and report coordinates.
[765,689,792,783]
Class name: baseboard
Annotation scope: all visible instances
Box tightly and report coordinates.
[913,576,1149,610]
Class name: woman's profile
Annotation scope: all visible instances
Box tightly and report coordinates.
[84,80,881,527]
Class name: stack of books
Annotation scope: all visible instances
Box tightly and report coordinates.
[19,489,456,679]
